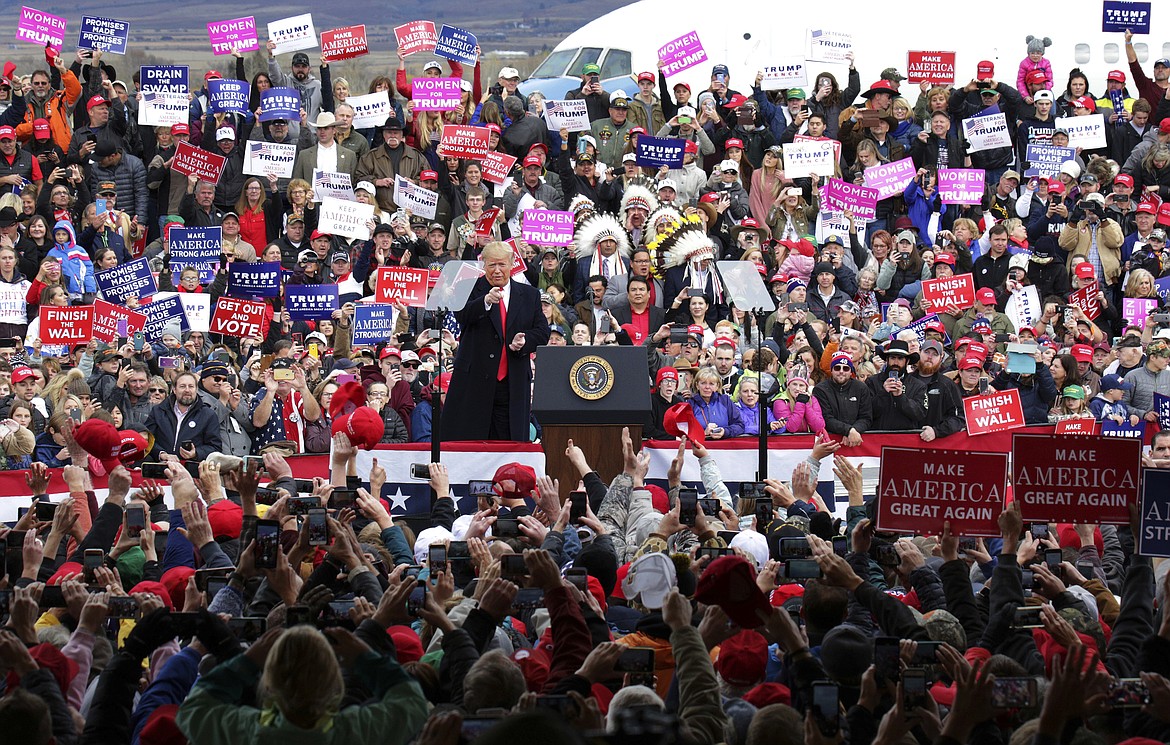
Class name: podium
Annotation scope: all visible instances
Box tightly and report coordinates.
[533,346,652,501]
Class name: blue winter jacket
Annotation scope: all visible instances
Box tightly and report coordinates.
[690,393,745,437]
[47,220,96,298]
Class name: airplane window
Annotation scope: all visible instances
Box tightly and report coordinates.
[1104,43,1119,64]
[571,48,603,73]
[1074,44,1090,65]
[603,49,633,79]
[1163,43,1170,61]
[532,49,578,78]
[1134,43,1148,63]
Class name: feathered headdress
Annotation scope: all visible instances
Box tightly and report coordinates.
[573,213,632,260]
[621,182,659,215]
[647,204,682,235]
[646,213,723,301]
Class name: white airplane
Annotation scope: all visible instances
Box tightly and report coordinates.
[519,0,1170,105]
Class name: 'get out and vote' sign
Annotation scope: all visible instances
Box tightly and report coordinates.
[210,297,266,338]
[658,31,706,78]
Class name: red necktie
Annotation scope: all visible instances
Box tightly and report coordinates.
[497,297,508,381]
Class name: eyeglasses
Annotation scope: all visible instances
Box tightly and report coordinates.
[683,341,701,348]
[831,364,852,372]
[401,362,420,368]
[368,392,388,399]
[149,387,166,393]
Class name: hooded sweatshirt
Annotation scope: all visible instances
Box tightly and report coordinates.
[46,220,95,300]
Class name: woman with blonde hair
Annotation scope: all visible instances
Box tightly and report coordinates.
[1124,267,1159,299]
[750,146,784,224]
[890,97,922,151]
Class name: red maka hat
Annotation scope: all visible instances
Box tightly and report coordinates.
[170,122,189,136]
[1108,70,1126,83]
[493,462,537,498]
[139,704,183,745]
[925,319,946,334]
[73,419,148,473]
[714,629,768,686]
[388,625,424,663]
[725,93,750,108]
[725,137,744,151]
[207,499,243,538]
[4,644,77,699]
[1158,203,1170,226]
[1114,173,1134,188]
[655,367,679,388]
[522,154,542,168]
[87,95,110,111]
[1026,70,1047,84]
[332,407,384,450]
[1074,262,1096,280]
[958,355,983,371]
[32,118,50,139]
[934,252,956,267]
[130,580,174,609]
[743,681,793,708]
[975,287,997,306]
[1070,343,1094,363]
[160,566,195,609]
[976,61,995,80]
[694,555,771,628]
[684,139,699,154]
[966,341,991,359]
[663,402,705,446]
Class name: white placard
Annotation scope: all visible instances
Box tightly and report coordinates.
[543,99,590,132]
[138,92,188,127]
[318,197,374,240]
[267,13,318,55]
[347,91,392,129]
[962,112,1011,153]
[313,169,353,201]
[782,140,837,179]
[1054,114,1107,150]
[760,57,808,90]
[808,29,853,64]
[816,209,865,247]
[243,140,296,178]
[394,175,438,219]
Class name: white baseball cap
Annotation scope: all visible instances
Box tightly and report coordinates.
[677,105,697,118]
[498,67,520,79]
[658,178,678,191]
[355,180,376,194]
[1034,90,1054,102]
[215,127,235,141]
[719,159,739,173]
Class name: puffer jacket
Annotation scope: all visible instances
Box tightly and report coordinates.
[88,151,148,221]
[46,221,95,299]
[689,393,744,437]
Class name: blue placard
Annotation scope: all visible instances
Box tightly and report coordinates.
[1024,144,1076,177]
[228,261,281,297]
[635,136,686,168]
[434,24,478,66]
[352,303,397,346]
[1156,392,1170,429]
[1101,419,1147,439]
[140,65,189,94]
[95,258,157,305]
[1102,1,1151,33]
[902,312,953,346]
[285,284,339,321]
[208,79,251,115]
[169,226,222,284]
[78,16,129,55]
[259,87,301,122]
[1156,277,1170,305]
[1138,468,1170,557]
[141,294,189,341]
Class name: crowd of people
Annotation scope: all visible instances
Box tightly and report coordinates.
[0,14,1168,745]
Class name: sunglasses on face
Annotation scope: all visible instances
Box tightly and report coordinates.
[402,362,420,368]
[684,341,701,348]
[831,364,852,372]
[149,387,166,393]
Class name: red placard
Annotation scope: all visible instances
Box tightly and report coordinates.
[209,296,266,338]
[1054,418,1101,436]
[172,141,227,184]
[475,208,500,237]
[963,389,1027,436]
[906,51,956,85]
[1068,280,1101,320]
[876,447,1007,536]
[320,25,367,62]
[438,125,490,159]
[505,238,528,277]
[1012,433,1141,524]
[921,273,975,313]
[375,266,429,306]
[480,151,517,185]
[393,20,436,57]
[91,299,146,345]
[40,305,94,345]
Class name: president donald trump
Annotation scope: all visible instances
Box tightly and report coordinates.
[442,242,550,440]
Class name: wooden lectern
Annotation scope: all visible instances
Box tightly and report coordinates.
[532,346,651,502]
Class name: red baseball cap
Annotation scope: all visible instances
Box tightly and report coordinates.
[725,137,745,151]
[925,319,947,334]
[699,191,721,204]
[86,95,110,111]
[310,230,331,241]
[1070,344,1094,363]
[637,71,655,83]
[655,367,679,387]
[1026,70,1047,84]
[934,252,956,267]
[32,119,50,139]
[492,462,537,498]
[11,366,35,383]
[684,139,699,154]
[725,93,750,108]
[1158,203,1170,226]
[419,170,438,181]
[1074,96,1096,112]
[170,123,189,136]
[976,61,995,80]
[1161,119,1170,135]
[379,346,401,360]
[1114,173,1134,188]
[204,70,222,81]
[1074,262,1096,280]
[1107,70,1126,83]
[975,287,996,306]
[686,323,704,338]
[663,402,705,446]
[1137,200,1157,215]
[332,407,384,450]
[958,355,983,371]
[486,123,502,135]
[0,126,13,141]
[522,154,542,168]
[629,126,647,136]
[1048,181,1066,195]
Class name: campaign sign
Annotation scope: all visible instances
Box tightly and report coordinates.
[963,389,1027,436]
[1055,418,1101,436]
[906,51,955,85]
[1069,280,1101,320]
[658,31,707,78]
[922,272,976,311]
[141,66,188,94]
[141,294,189,340]
[863,157,917,200]
[1025,144,1076,178]
[1138,469,1170,557]
[1101,419,1147,439]
[1156,392,1170,429]
[760,58,807,90]
[1156,277,1170,305]
[96,258,156,305]
[78,16,129,54]
[1103,0,1151,33]
[171,141,227,184]
[1123,297,1157,327]
[481,151,518,185]
[475,208,501,237]
[876,447,1007,536]
[413,78,463,111]
[793,134,842,167]
[320,25,367,62]
[1054,115,1107,150]
[937,169,986,205]
[313,169,353,201]
[228,262,281,298]
[1013,433,1141,524]
[543,100,591,132]
[394,21,437,56]
[179,293,210,333]
[434,24,477,66]
[285,285,339,321]
[16,7,66,48]
[346,92,391,130]
[91,299,146,345]
[243,140,296,179]
[318,197,375,240]
[259,88,301,122]
[138,91,189,128]
[808,29,852,64]
[963,112,1011,153]
[40,306,93,345]
[902,313,951,346]
[169,226,222,284]
[209,296,266,338]
[268,14,317,56]
[438,125,490,159]
[522,209,575,246]
[352,304,399,346]
[822,178,878,220]
[375,267,430,306]
[1007,286,1043,333]
[394,176,439,220]
[208,79,250,115]
[635,136,686,168]
[207,17,258,55]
